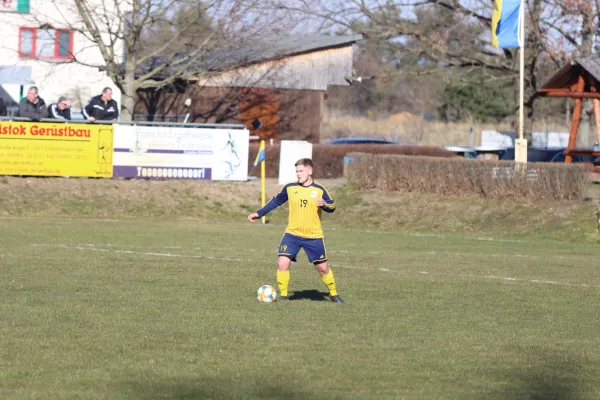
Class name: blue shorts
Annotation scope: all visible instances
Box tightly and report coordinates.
[278,233,327,264]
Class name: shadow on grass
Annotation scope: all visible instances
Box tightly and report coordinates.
[487,350,587,399]
[289,289,328,301]
[122,378,341,399]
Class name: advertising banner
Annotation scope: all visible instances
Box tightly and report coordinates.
[112,125,249,181]
[0,0,30,13]
[0,121,113,177]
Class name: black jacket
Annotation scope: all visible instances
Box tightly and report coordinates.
[0,98,7,117]
[18,97,49,120]
[83,95,119,121]
[47,103,72,120]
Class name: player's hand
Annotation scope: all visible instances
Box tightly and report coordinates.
[248,212,259,222]
[88,117,96,122]
[317,198,326,207]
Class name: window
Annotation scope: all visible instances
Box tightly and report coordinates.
[57,31,71,57]
[18,27,73,60]
[19,28,34,56]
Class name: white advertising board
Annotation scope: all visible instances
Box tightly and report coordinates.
[112,125,249,181]
[278,140,313,185]
[531,132,569,148]
[481,130,515,148]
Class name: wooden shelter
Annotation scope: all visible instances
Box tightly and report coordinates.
[538,57,600,162]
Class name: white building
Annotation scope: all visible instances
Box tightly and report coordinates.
[0,0,121,113]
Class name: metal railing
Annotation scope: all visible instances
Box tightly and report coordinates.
[134,114,190,123]
[0,115,247,129]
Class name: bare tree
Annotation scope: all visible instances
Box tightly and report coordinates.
[36,0,287,120]
[65,84,90,108]
[270,0,600,118]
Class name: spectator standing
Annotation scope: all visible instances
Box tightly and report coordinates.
[0,98,7,117]
[83,87,119,121]
[18,86,49,121]
[47,96,72,120]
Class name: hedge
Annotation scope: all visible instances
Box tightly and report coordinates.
[247,144,455,178]
[348,153,587,201]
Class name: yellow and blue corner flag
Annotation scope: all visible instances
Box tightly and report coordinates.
[253,140,265,168]
[492,0,521,48]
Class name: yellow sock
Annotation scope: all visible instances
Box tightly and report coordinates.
[321,268,338,296]
[277,270,290,297]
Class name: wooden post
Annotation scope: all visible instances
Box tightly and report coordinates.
[592,86,600,142]
[566,76,586,163]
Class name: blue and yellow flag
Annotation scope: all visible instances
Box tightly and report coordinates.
[253,140,265,168]
[492,0,521,48]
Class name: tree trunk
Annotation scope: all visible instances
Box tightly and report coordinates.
[121,65,136,121]
[524,0,542,130]
[119,0,139,122]
[580,8,594,142]
[581,8,594,57]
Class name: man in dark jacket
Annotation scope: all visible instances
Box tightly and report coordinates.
[83,87,119,121]
[0,98,7,117]
[18,86,49,120]
[47,96,72,120]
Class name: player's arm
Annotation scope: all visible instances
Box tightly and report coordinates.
[319,188,336,213]
[257,187,289,217]
[247,186,289,222]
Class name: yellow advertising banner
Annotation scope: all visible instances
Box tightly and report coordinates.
[0,121,113,177]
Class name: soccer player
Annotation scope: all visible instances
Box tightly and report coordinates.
[247,158,344,303]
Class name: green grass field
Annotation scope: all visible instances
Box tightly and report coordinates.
[1,217,600,399]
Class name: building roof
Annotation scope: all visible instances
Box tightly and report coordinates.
[540,57,600,90]
[137,34,363,81]
[219,35,363,70]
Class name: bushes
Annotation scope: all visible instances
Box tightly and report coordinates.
[247,144,455,178]
[349,153,587,201]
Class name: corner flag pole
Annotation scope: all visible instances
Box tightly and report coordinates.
[260,140,266,224]
[515,0,528,163]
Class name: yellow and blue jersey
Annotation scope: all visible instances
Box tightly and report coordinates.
[257,180,336,238]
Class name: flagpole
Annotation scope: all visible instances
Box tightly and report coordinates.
[260,140,266,224]
[516,0,527,163]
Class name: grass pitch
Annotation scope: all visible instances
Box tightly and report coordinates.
[1,218,600,399]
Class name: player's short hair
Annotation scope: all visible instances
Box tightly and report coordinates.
[102,87,112,94]
[295,158,314,168]
[28,86,39,94]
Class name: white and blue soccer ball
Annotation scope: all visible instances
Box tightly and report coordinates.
[257,285,277,302]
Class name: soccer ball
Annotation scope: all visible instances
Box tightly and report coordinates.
[257,285,277,302]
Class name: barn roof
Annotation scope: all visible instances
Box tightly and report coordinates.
[220,35,363,69]
[137,35,363,81]
[540,57,600,90]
